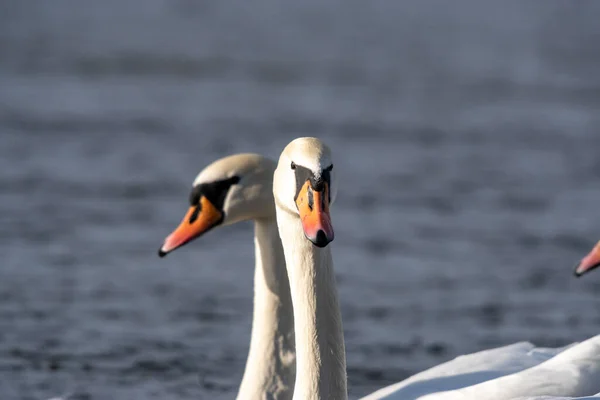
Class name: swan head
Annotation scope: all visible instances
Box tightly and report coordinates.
[574,240,600,277]
[273,137,337,248]
[159,153,277,257]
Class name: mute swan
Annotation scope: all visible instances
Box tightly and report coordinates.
[482,243,600,400]
[513,238,600,400]
[273,137,600,400]
[498,244,600,400]
[273,137,346,399]
[158,154,295,400]
[362,242,600,399]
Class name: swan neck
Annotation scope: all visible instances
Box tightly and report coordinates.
[236,218,295,400]
[276,208,347,400]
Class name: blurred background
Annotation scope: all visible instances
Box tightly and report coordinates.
[2,1,600,399]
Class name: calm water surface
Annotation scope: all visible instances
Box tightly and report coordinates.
[2,1,600,399]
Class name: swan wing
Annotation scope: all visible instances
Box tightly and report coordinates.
[418,335,600,400]
[361,341,572,399]
[512,392,600,400]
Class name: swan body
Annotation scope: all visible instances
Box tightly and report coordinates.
[514,394,600,400]
[415,334,600,400]
[159,154,295,400]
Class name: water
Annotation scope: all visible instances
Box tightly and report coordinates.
[2,1,600,399]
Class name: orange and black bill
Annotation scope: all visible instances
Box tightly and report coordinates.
[158,196,223,257]
[574,240,600,277]
[295,179,334,247]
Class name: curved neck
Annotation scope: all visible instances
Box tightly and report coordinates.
[276,208,347,400]
[236,218,295,400]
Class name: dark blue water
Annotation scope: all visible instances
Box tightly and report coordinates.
[2,1,600,399]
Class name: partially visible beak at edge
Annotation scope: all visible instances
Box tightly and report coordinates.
[574,242,600,277]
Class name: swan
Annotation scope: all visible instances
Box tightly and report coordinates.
[272,137,346,399]
[273,137,600,400]
[511,239,600,400]
[363,241,600,399]
[158,154,295,400]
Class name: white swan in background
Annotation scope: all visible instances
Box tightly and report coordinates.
[273,137,600,400]
[474,242,600,400]
[504,241,600,400]
[158,154,295,400]
[497,245,600,400]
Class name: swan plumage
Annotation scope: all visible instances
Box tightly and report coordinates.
[361,341,573,399]
[513,394,600,400]
[415,334,600,399]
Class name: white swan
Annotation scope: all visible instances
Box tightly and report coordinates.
[497,243,600,400]
[158,154,295,400]
[273,137,600,400]
[273,137,346,399]
[407,241,600,399]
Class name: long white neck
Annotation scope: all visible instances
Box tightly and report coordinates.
[275,208,347,400]
[236,217,296,400]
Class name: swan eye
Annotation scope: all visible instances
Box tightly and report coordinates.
[325,164,333,172]
[291,161,296,170]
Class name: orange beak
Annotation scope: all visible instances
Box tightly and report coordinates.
[574,240,600,277]
[158,196,223,257]
[295,180,334,247]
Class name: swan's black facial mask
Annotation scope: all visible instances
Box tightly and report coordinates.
[159,176,240,257]
[292,163,334,247]
[292,164,332,203]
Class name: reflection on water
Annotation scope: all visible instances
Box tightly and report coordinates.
[2,1,600,399]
